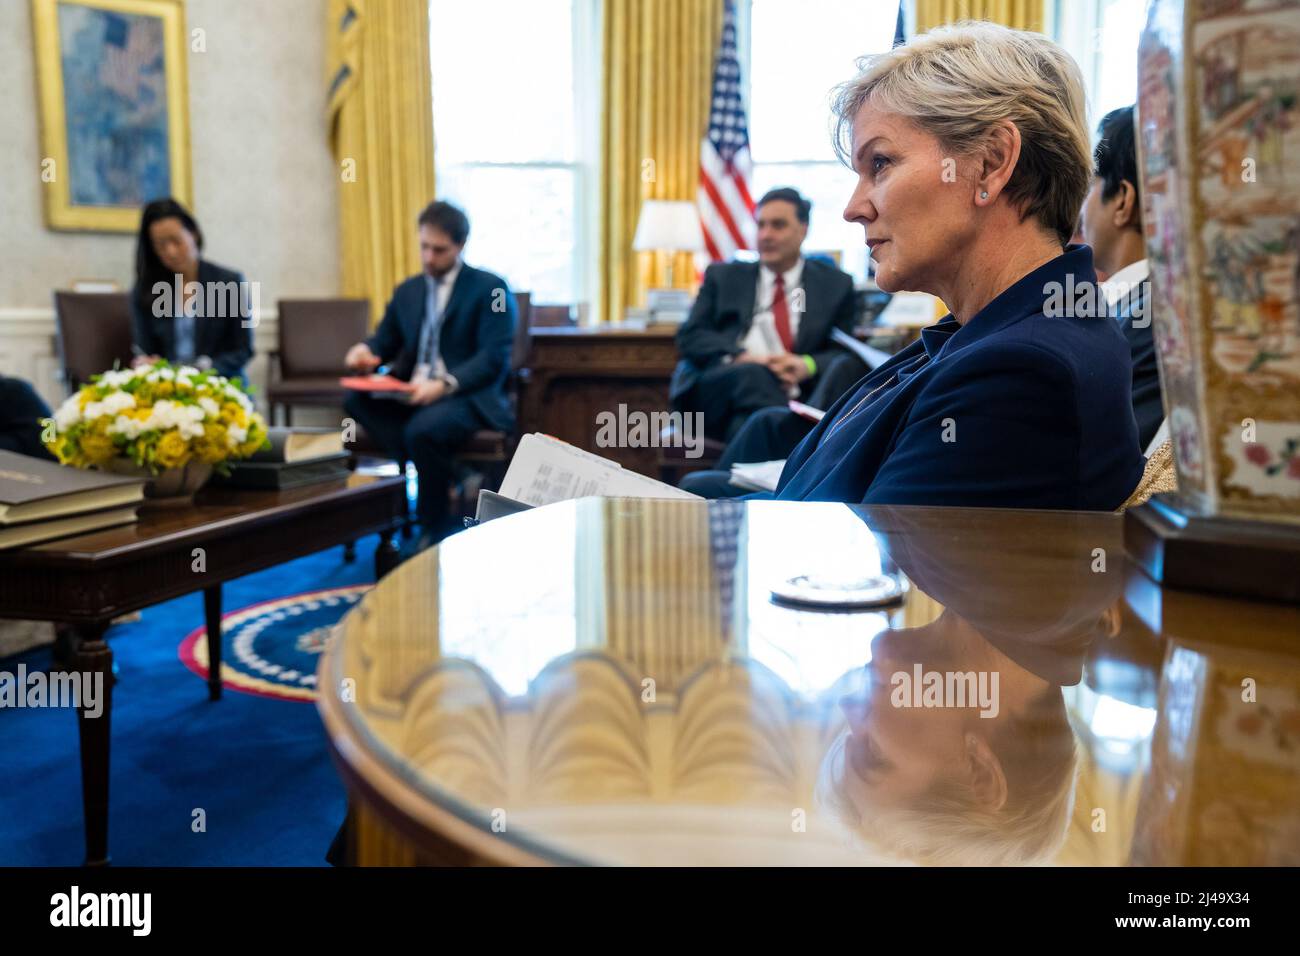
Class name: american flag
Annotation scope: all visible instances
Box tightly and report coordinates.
[698,0,756,263]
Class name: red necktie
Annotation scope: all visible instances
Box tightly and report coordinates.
[772,274,794,352]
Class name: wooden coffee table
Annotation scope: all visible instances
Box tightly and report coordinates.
[0,472,408,866]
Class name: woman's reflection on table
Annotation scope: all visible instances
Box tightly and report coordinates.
[815,509,1123,865]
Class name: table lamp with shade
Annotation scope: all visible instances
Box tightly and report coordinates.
[632,199,704,323]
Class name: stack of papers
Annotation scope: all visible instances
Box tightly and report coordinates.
[477,434,699,522]
[728,459,787,493]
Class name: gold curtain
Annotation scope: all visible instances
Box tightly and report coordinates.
[599,0,722,325]
[327,0,436,324]
[915,0,1044,32]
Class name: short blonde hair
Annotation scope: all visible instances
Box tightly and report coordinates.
[815,693,1079,866]
[831,21,1091,246]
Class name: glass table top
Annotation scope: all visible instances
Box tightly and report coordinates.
[320,499,1300,866]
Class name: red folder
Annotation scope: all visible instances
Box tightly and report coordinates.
[339,374,414,393]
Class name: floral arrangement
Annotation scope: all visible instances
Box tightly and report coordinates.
[44,361,269,473]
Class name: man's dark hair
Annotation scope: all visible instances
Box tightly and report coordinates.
[417,200,470,245]
[757,187,811,225]
[1094,106,1140,218]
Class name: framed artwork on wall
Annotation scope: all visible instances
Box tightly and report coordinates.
[31,0,191,232]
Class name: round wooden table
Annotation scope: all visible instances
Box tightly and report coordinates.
[318,499,1300,866]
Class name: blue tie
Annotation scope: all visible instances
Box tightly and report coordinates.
[417,276,444,369]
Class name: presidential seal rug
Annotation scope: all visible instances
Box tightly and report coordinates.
[179,585,371,701]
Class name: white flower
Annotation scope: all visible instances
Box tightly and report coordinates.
[98,369,137,389]
[224,387,253,412]
[53,397,81,431]
[100,391,136,415]
[198,397,220,417]
[227,424,248,446]
[108,414,143,439]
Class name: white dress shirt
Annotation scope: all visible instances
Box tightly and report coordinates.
[741,257,805,358]
[1101,258,1150,308]
[413,259,463,385]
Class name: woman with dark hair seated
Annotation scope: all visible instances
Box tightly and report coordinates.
[769,22,1144,510]
[130,198,254,382]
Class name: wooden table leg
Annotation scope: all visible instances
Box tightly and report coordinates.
[375,529,401,579]
[73,620,113,867]
[204,584,223,701]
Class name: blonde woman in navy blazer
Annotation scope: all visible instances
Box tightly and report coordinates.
[770,23,1144,511]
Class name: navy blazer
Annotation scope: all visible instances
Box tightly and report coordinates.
[130,259,254,381]
[365,263,517,432]
[670,257,857,401]
[0,375,54,461]
[1115,278,1163,450]
[773,246,1145,511]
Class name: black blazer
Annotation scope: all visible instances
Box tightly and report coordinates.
[131,259,254,382]
[1116,279,1163,450]
[365,264,517,433]
[670,257,857,401]
[0,375,54,461]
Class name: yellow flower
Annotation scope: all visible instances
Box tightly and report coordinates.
[80,433,117,466]
[194,423,230,464]
[238,425,268,459]
[46,437,71,464]
[154,430,192,470]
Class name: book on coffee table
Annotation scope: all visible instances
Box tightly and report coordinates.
[0,506,141,549]
[215,452,352,490]
[249,427,346,464]
[0,450,144,525]
[0,450,145,549]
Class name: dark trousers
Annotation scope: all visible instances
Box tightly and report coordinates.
[675,362,788,442]
[0,376,55,461]
[675,352,870,442]
[344,391,485,532]
[678,353,870,498]
[680,406,816,498]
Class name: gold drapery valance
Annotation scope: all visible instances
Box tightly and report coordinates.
[915,0,1044,33]
[599,0,722,324]
[327,0,436,323]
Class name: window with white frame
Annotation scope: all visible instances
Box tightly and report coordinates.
[429,0,596,306]
[742,0,900,283]
[1051,0,1149,136]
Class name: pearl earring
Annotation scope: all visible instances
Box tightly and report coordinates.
[980,190,989,199]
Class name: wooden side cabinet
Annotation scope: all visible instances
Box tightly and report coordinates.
[517,325,680,477]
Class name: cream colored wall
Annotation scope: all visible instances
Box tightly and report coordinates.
[0,0,340,408]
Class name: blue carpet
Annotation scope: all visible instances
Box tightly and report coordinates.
[0,536,384,866]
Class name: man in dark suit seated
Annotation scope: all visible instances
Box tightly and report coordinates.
[0,375,54,461]
[1080,105,1161,450]
[670,187,861,442]
[343,200,516,546]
